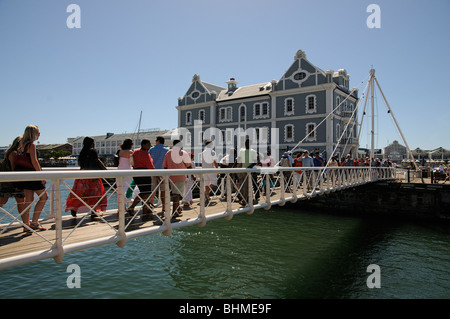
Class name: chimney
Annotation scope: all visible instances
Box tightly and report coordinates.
[226,78,238,92]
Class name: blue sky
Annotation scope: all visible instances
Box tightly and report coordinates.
[1,0,449,151]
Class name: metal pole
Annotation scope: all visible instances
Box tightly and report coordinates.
[370,69,375,162]
[52,179,64,264]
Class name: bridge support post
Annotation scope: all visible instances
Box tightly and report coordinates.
[163,176,172,236]
[116,177,127,248]
[225,173,233,220]
[52,179,64,264]
[198,173,206,226]
[264,173,272,210]
[247,172,254,214]
[279,170,286,206]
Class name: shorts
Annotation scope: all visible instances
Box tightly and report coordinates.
[170,181,185,196]
[133,176,152,195]
[151,175,166,191]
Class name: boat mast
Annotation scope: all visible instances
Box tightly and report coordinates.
[136,111,142,142]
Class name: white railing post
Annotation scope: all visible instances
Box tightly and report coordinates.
[198,173,206,226]
[291,170,298,203]
[116,176,126,248]
[49,183,55,219]
[162,176,172,236]
[225,173,233,220]
[279,170,286,205]
[52,179,64,264]
[247,171,254,214]
[264,173,272,210]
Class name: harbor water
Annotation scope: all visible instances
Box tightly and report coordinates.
[1,201,449,299]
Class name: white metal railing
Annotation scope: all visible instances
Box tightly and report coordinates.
[0,166,395,269]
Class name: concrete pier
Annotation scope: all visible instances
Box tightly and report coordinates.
[291,181,450,221]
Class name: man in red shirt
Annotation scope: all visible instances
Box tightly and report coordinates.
[129,139,155,217]
[163,140,192,218]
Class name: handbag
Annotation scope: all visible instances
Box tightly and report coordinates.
[15,144,35,170]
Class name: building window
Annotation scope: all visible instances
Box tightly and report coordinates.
[253,102,269,119]
[305,94,317,114]
[284,98,294,116]
[291,69,310,84]
[198,109,205,123]
[239,104,246,122]
[306,122,317,142]
[186,111,192,125]
[336,123,341,140]
[185,132,192,146]
[219,106,233,123]
[255,127,269,143]
[335,96,341,114]
[226,129,233,145]
[284,124,294,142]
[191,90,200,100]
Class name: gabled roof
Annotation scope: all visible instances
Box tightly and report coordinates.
[201,81,226,95]
[216,82,272,102]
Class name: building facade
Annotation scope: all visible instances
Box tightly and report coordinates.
[176,50,359,161]
[68,129,175,165]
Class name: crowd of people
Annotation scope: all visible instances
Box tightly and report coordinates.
[1,126,400,232]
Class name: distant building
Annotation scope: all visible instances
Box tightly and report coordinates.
[384,140,407,161]
[176,49,359,160]
[0,143,72,160]
[36,143,73,159]
[67,129,176,164]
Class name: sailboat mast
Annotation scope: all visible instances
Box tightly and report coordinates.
[136,111,142,142]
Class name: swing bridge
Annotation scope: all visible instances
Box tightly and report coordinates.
[0,165,398,270]
[0,69,414,270]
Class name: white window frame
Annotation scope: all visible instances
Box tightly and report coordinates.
[185,131,192,146]
[335,96,341,115]
[305,94,317,114]
[219,106,233,123]
[284,98,295,116]
[239,104,246,122]
[198,109,206,123]
[305,122,317,142]
[191,90,201,101]
[284,124,295,142]
[290,69,310,84]
[226,128,233,145]
[186,111,192,125]
[255,126,269,144]
[253,102,270,119]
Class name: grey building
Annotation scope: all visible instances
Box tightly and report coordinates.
[176,50,359,161]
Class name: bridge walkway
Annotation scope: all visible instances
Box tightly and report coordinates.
[0,166,396,269]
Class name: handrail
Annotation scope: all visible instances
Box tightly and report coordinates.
[0,166,396,270]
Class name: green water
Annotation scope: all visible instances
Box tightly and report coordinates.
[0,207,449,299]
